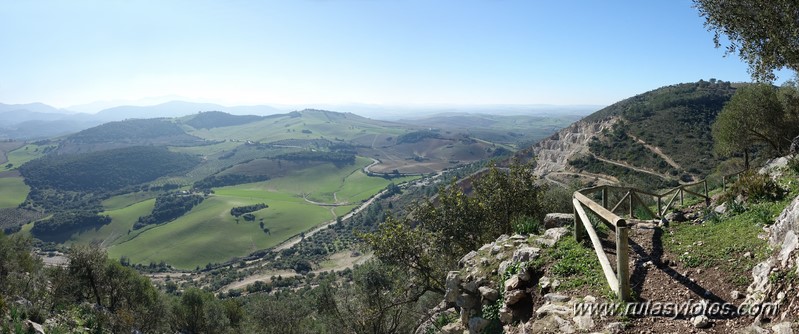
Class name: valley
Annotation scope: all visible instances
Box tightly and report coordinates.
[1,107,577,272]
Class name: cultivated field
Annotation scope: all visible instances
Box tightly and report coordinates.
[104,157,405,269]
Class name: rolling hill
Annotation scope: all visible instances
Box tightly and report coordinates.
[5,108,574,268]
[527,80,738,189]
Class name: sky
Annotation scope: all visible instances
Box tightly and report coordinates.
[0,0,787,111]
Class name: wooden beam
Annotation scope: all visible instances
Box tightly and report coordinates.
[631,191,657,220]
[616,226,631,301]
[573,199,619,294]
[611,191,630,217]
[575,192,625,228]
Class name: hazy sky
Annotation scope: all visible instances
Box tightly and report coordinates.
[0,0,783,109]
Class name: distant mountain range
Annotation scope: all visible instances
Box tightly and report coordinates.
[0,100,596,140]
[0,101,283,140]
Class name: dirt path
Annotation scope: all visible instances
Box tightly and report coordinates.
[592,154,674,181]
[629,134,682,170]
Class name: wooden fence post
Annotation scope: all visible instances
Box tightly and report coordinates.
[628,190,634,218]
[657,196,662,219]
[574,202,584,242]
[602,187,608,209]
[616,223,631,301]
[679,188,684,206]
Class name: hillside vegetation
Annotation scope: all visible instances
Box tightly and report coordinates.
[580,80,736,179]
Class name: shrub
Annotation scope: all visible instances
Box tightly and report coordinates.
[723,171,785,203]
[511,215,541,235]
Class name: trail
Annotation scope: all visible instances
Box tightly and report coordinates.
[592,154,675,181]
[628,133,682,170]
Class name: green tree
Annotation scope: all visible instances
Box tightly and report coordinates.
[694,0,799,81]
[712,84,785,168]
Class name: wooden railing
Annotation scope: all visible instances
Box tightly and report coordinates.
[572,181,709,301]
[571,170,750,300]
[573,190,631,301]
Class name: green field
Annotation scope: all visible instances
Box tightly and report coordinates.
[105,157,402,269]
[71,198,157,246]
[188,110,408,143]
[1,143,56,171]
[0,177,30,208]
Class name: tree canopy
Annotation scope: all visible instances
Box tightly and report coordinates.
[711,83,794,168]
[694,0,799,81]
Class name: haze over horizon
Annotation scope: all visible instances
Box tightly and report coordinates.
[1,0,789,110]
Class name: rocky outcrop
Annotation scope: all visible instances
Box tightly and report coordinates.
[790,135,799,155]
[429,226,580,334]
[530,118,618,177]
[742,157,799,328]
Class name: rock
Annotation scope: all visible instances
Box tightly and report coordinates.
[691,315,710,328]
[714,203,727,214]
[24,320,45,334]
[544,213,574,228]
[572,315,594,331]
[731,290,743,300]
[510,234,526,240]
[478,286,499,302]
[534,237,557,247]
[666,211,687,222]
[538,276,560,290]
[467,317,489,334]
[543,293,570,303]
[459,251,478,267]
[440,321,462,334]
[604,322,626,334]
[518,268,531,282]
[744,251,753,259]
[498,260,512,274]
[771,322,793,334]
[583,295,596,304]
[445,271,461,303]
[791,135,799,155]
[463,278,486,293]
[504,290,527,305]
[456,293,478,310]
[779,230,799,267]
[512,246,540,263]
[504,275,521,291]
[544,227,569,242]
[499,305,513,324]
[737,325,770,334]
[535,303,571,317]
[490,245,502,255]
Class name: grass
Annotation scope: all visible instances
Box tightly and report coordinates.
[1,143,56,171]
[665,173,798,287]
[101,191,160,211]
[107,192,332,269]
[0,177,29,208]
[105,157,400,269]
[538,236,609,292]
[71,198,157,247]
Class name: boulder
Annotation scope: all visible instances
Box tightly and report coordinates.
[543,227,569,242]
[543,213,574,228]
[478,286,499,302]
[444,271,461,303]
[504,290,527,305]
[440,321,462,334]
[504,275,521,291]
[456,293,479,310]
[665,211,687,222]
[467,317,489,334]
[512,246,540,263]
